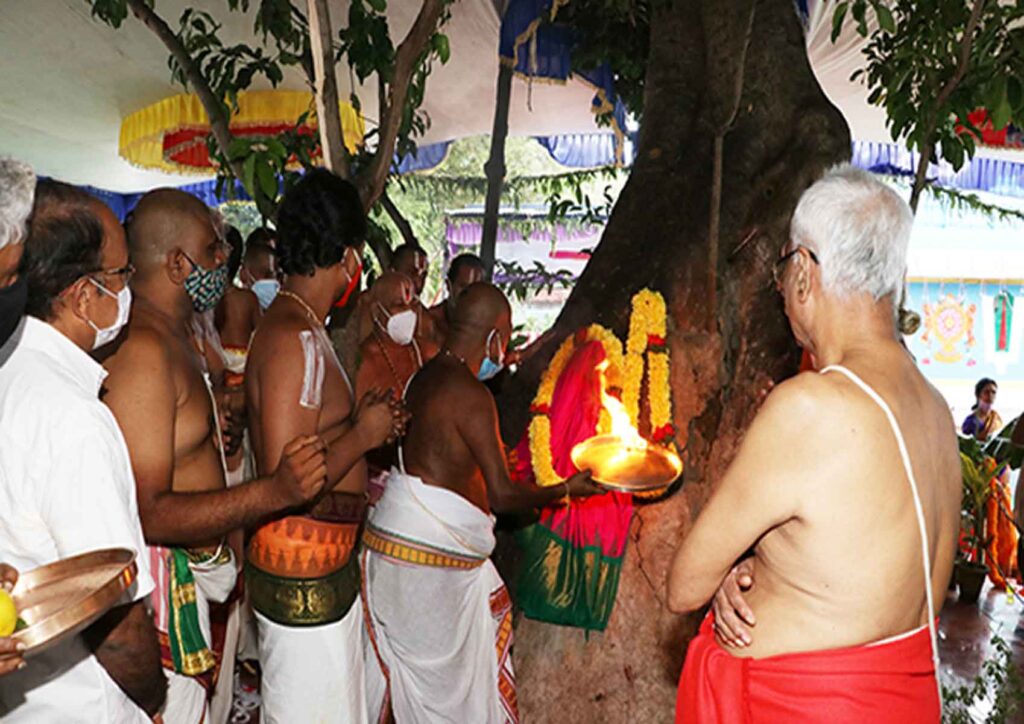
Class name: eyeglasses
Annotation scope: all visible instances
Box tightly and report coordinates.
[94,263,136,285]
[772,246,819,288]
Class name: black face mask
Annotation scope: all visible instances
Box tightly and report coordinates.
[0,275,27,348]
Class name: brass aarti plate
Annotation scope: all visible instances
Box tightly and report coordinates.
[11,548,137,656]
[571,434,683,492]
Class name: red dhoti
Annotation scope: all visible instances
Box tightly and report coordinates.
[676,614,939,723]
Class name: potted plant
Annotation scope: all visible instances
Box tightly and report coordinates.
[957,440,992,605]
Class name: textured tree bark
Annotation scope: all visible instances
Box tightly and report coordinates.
[496,0,850,719]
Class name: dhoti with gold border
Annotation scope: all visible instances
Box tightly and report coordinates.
[361,468,518,724]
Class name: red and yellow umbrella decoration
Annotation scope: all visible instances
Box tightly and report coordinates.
[119,90,364,174]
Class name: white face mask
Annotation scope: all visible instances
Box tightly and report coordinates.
[88,279,132,350]
[378,305,417,347]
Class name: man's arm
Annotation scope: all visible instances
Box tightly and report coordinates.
[42,409,166,712]
[459,381,598,512]
[104,329,326,545]
[83,601,166,716]
[666,377,814,613]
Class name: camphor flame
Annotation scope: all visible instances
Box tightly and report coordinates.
[596,360,647,451]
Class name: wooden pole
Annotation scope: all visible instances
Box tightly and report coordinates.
[307,0,349,178]
[481,63,514,280]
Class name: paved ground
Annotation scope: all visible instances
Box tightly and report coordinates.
[940,582,1024,722]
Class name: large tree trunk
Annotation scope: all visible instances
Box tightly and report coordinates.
[497,0,850,720]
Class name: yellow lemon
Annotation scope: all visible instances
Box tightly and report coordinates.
[0,590,18,637]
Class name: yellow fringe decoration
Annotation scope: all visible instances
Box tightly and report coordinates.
[119,90,364,174]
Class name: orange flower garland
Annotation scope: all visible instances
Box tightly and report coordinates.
[529,324,624,487]
[528,289,677,493]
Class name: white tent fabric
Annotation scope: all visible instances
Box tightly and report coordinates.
[0,0,604,191]
[0,0,1017,192]
[804,0,1021,164]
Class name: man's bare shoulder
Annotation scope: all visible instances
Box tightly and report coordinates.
[757,372,846,432]
[411,358,488,405]
[250,311,307,359]
[106,321,172,376]
[224,287,258,317]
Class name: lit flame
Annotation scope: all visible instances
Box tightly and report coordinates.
[596,360,647,451]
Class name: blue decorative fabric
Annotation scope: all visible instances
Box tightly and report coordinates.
[499,0,628,165]
[393,141,452,175]
[852,140,1024,198]
[536,133,635,168]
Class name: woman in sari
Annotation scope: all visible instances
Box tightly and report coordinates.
[963,378,1003,442]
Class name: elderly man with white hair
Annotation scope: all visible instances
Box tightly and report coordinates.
[0,158,35,347]
[668,166,959,723]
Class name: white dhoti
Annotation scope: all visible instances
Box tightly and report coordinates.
[152,546,238,724]
[255,599,368,724]
[361,468,518,724]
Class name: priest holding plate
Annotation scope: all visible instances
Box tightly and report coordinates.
[361,282,601,723]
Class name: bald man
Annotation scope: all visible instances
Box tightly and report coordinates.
[428,253,486,341]
[361,282,601,723]
[356,271,432,401]
[355,271,433,502]
[102,189,328,724]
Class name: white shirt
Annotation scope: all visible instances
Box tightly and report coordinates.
[0,317,155,723]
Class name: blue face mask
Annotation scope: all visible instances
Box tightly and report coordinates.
[477,329,504,381]
[251,278,280,310]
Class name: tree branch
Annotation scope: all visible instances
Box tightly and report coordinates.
[356,0,445,210]
[125,0,246,185]
[909,0,987,212]
[702,0,756,332]
[307,0,350,179]
[481,62,514,280]
[380,191,418,248]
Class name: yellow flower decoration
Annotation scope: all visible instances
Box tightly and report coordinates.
[526,292,676,495]
[528,324,624,487]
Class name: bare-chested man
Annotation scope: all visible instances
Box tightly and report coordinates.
[668,166,959,723]
[244,169,404,724]
[428,252,485,341]
[357,271,431,401]
[362,282,600,723]
[214,225,262,379]
[102,189,328,724]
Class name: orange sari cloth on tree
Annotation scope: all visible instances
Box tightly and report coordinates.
[676,614,940,723]
[985,463,1019,588]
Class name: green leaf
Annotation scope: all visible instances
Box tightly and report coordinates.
[831,2,849,42]
[266,138,287,161]
[242,154,257,198]
[367,0,387,12]
[1008,77,1023,116]
[256,158,279,203]
[433,34,451,64]
[227,137,249,161]
[989,77,1012,131]
[876,4,895,33]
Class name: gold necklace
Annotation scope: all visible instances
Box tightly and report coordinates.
[279,289,324,328]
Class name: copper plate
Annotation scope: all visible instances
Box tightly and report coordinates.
[571,434,683,492]
[11,548,137,656]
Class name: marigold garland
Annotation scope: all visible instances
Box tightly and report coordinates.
[529,325,624,487]
[528,290,677,495]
